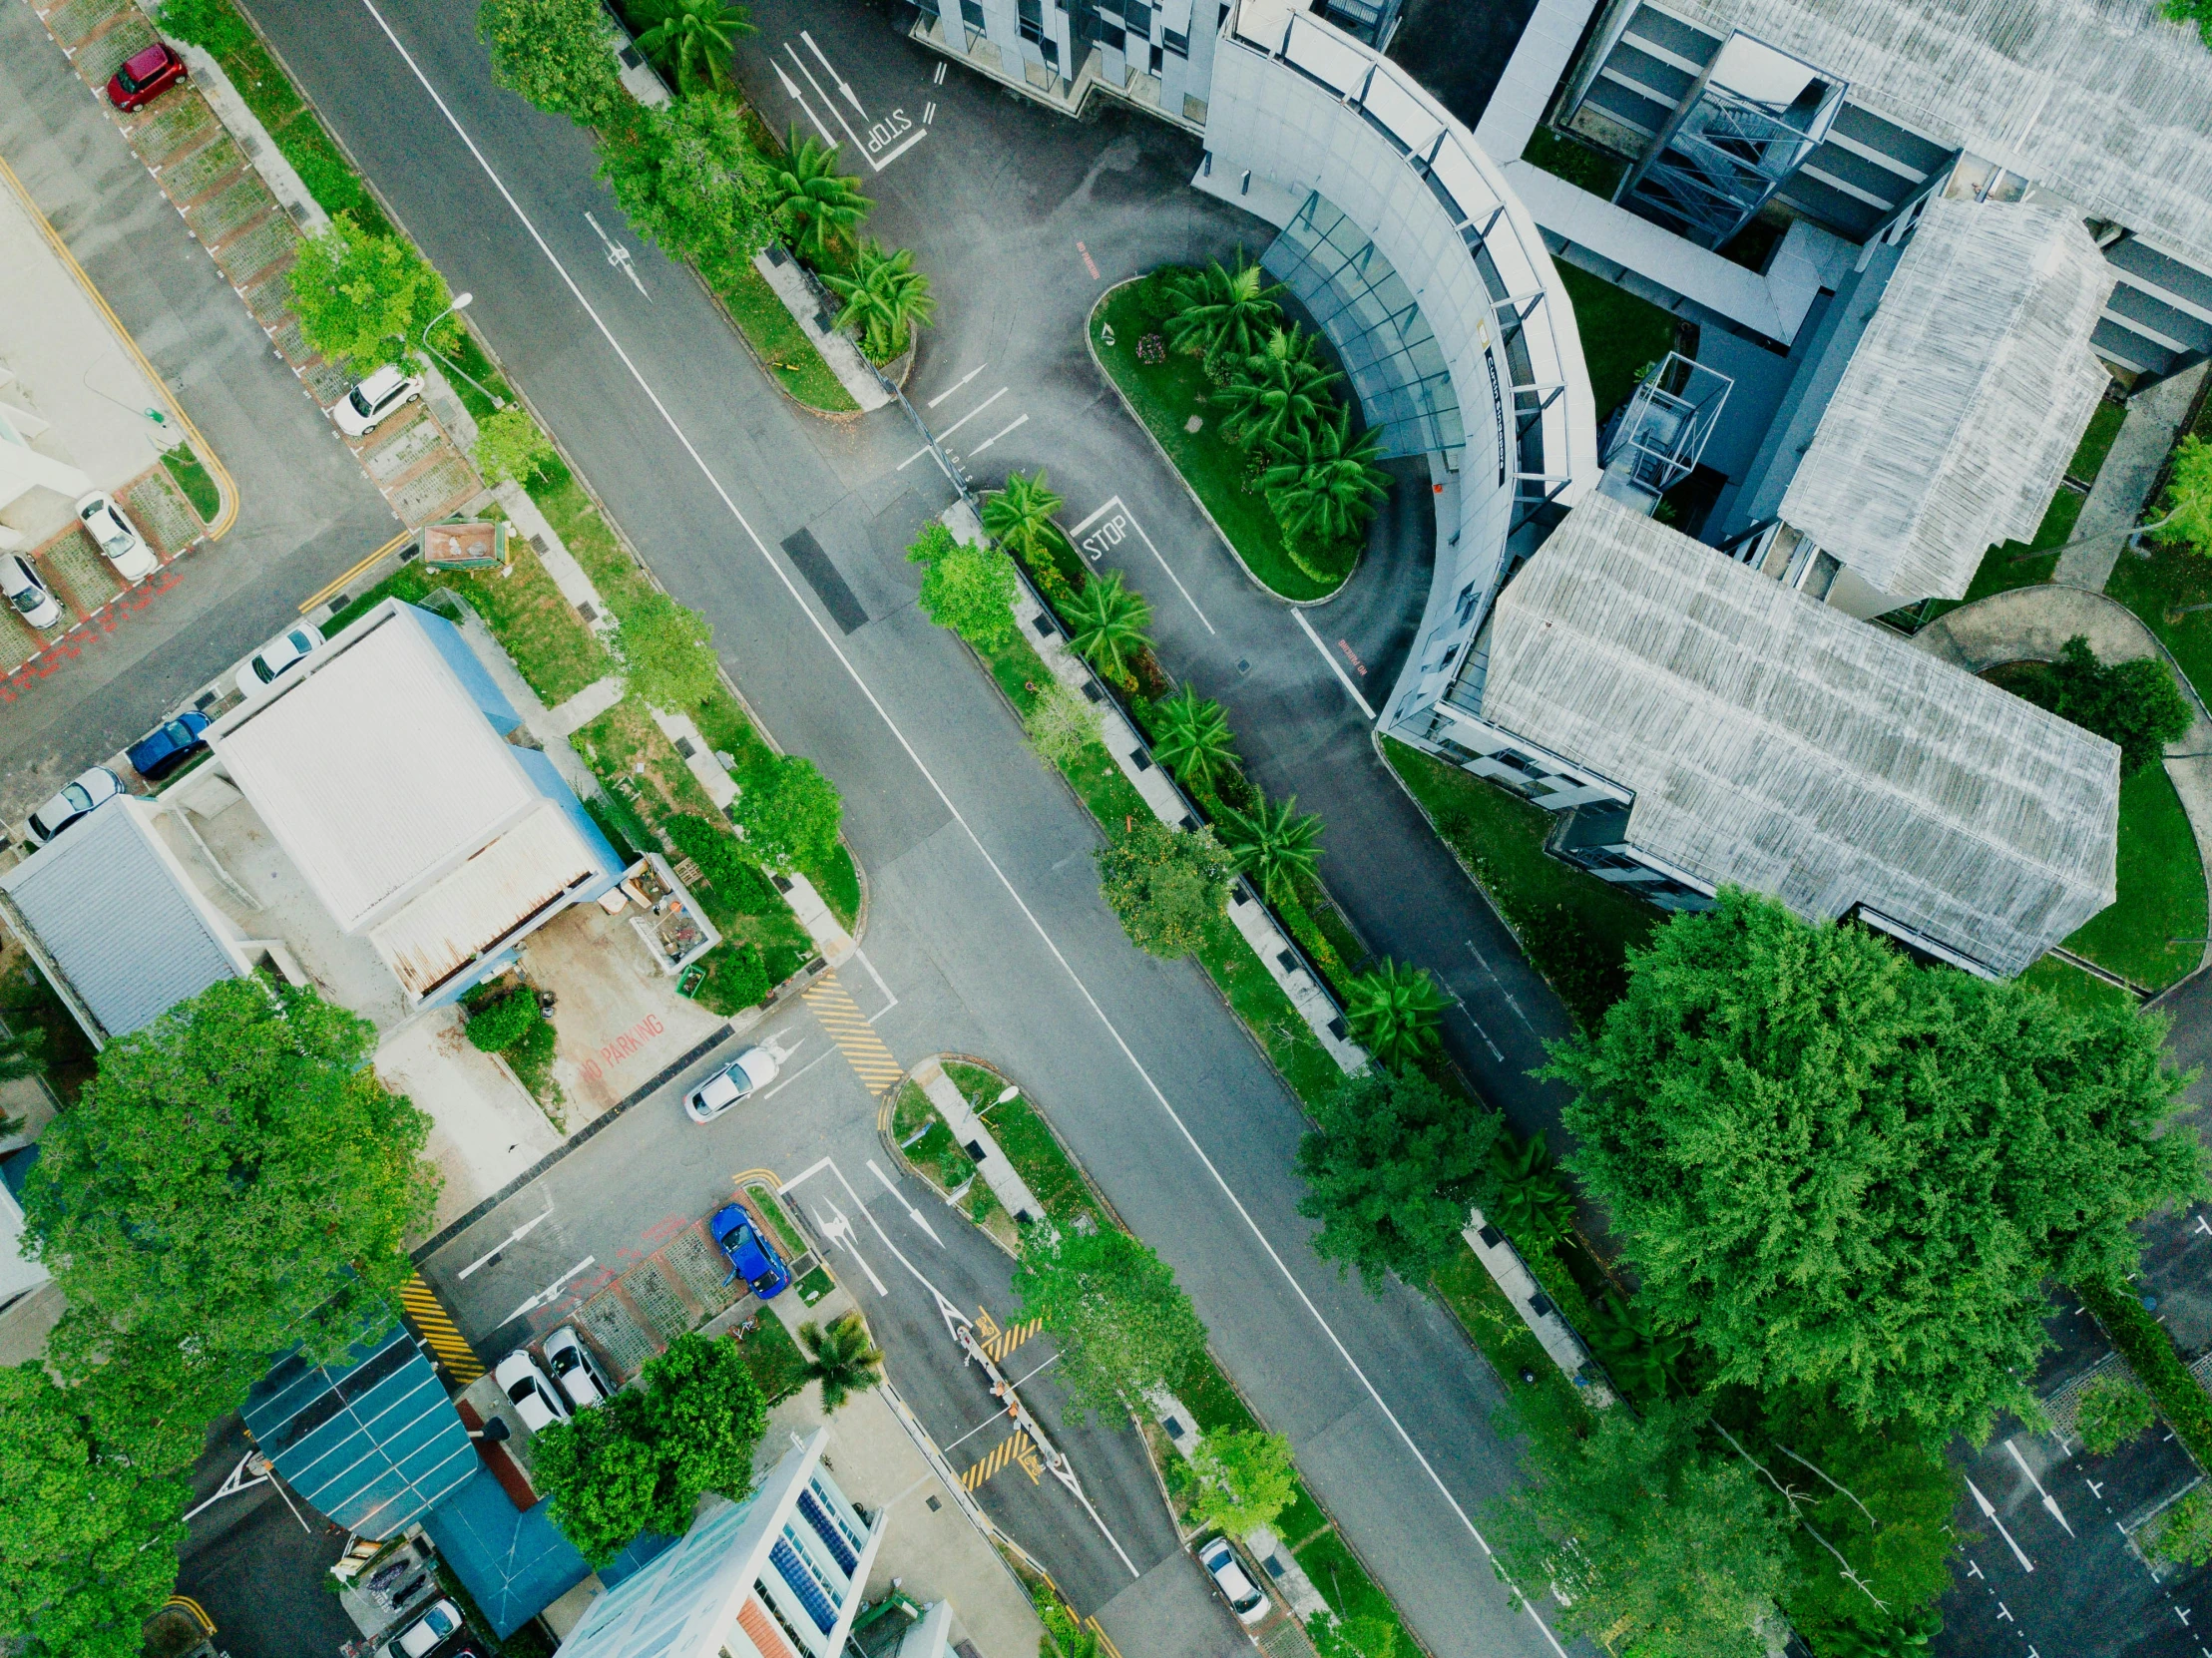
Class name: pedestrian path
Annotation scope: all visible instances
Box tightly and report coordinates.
[2055,366,2209,591]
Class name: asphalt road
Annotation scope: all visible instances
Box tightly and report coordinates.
[224,4,1578,1654]
[0,2,401,820]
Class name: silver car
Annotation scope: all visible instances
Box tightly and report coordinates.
[683,1045,778,1123]
[25,766,124,846]
[493,1348,570,1434]
[1,553,61,630]
[544,1325,614,1410]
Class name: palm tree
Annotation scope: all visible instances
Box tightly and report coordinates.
[1484,1129,1576,1246]
[634,0,753,93]
[1220,327,1339,456]
[1215,793,1322,901]
[1065,571,1150,677]
[822,240,935,358]
[768,131,873,261]
[1341,958,1448,1068]
[1149,685,1237,787]
[797,1314,884,1412]
[1262,407,1392,543]
[1582,1291,1686,1403]
[1165,251,1283,367]
[982,468,1065,563]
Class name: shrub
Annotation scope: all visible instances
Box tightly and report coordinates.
[2005,636,2193,775]
[732,755,842,876]
[473,407,556,485]
[1024,681,1102,768]
[286,212,451,377]
[595,97,773,265]
[1095,821,1232,960]
[689,941,771,1014]
[618,591,719,709]
[2075,1373,2156,1453]
[908,528,1016,645]
[2151,1486,2212,1567]
[156,0,254,55]
[466,990,543,1052]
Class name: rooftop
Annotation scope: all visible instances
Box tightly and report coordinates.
[1482,496,2119,975]
[1778,195,2115,600]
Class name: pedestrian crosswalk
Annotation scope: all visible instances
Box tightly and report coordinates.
[399,1273,484,1382]
[803,973,904,1092]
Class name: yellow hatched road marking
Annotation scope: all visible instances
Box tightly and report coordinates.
[803,974,902,1089]
[399,1273,484,1381]
[984,1318,1043,1364]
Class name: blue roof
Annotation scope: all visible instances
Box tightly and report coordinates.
[0,800,245,1041]
[242,1322,475,1537]
[422,1466,593,1637]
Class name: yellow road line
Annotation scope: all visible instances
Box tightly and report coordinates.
[1088,1617,1123,1658]
[164,1595,215,1635]
[299,531,413,614]
[399,1273,484,1382]
[959,1434,1018,1489]
[984,1318,1043,1364]
[0,153,239,543]
[803,974,903,1090]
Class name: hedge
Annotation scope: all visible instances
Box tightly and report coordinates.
[2073,1277,2212,1468]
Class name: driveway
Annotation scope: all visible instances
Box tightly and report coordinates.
[0,0,400,822]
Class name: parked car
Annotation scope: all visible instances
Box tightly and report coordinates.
[24,766,124,847]
[391,1596,463,1658]
[105,40,186,111]
[74,492,159,583]
[543,1325,614,1411]
[710,1203,790,1300]
[237,622,324,699]
[682,1045,778,1124]
[332,365,425,437]
[493,1350,571,1434]
[1199,1538,1270,1626]
[126,711,212,782]
[1,554,62,631]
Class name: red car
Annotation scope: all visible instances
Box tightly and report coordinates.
[106,42,187,112]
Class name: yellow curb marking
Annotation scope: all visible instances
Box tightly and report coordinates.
[399,1273,484,1382]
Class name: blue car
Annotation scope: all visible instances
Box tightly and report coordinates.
[126,711,211,782]
[709,1203,789,1299]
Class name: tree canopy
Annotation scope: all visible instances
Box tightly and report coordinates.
[286,212,452,376]
[1548,889,2203,1439]
[732,753,843,874]
[478,0,625,123]
[908,521,1017,644]
[1012,1226,1208,1419]
[2003,635,2192,775]
[618,590,718,708]
[1094,821,1231,961]
[1185,1429,1296,1535]
[22,979,439,1369]
[597,97,772,267]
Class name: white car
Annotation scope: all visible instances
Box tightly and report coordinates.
[1,554,62,630]
[25,766,124,846]
[544,1325,613,1411]
[74,491,159,583]
[683,1045,778,1124]
[1199,1538,1270,1626]
[332,364,425,437]
[238,622,324,699]
[494,1349,571,1434]
[392,1596,462,1658]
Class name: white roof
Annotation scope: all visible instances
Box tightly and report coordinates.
[212,609,538,932]
[372,802,598,998]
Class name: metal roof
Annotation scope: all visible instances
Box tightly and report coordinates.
[420,1467,592,1638]
[1482,496,2118,975]
[241,1321,476,1539]
[211,606,540,933]
[371,802,600,998]
[0,798,248,1041]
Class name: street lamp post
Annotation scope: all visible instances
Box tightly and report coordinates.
[420,292,505,411]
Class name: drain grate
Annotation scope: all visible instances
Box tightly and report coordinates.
[574,1289,658,1380]
[625,1260,696,1342]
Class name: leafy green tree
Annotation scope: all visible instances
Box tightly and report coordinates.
[824,240,935,358]
[1065,570,1151,677]
[1095,820,1232,960]
[1341,959,1449,1069]
[1149,685,1236,787]
[767,131,872,261]
[907,522,1016,644]
[618,592,718,708]
[1024,680,1102,768]
[1034,1583,1103,1658]
[1187,1429,1296,1535]
[1548,888,2204,1440]
[0,1363,192,1658]
[1220,326,1340,456]
[2075,1373,2156,1453]
[734,753,844,874]
[1483,1128,1577,1247]
[2168,0,2212,45]
[1583,1292,1686,1404]
[1490,1400,1788,1658]
[532,1395,663,1565]
[597,96,772,265]
[477,0,625,123]
[798,1314,884,1412]
[2149,433,2212,554]
[287,211,452,376]
[634,0,752,91]
[2005,635,2193,775]
[473,406,556,485]
[23,979,438,1366]
[1263,407,1391,544]
[1215,793,1323,902]
[1012,1226,1208,1418]
[982,469,1065,564]
[1294,1066,1497,1289]
[1166,252,1283,368]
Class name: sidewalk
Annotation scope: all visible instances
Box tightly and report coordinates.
[2055,367,2209,591]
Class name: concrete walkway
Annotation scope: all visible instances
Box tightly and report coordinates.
[2054,365,2208,590]
[1915,586,2212,975]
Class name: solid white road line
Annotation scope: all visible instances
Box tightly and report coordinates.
[867,1157,944,1247]
[1067,497,1119,537]
[786,44,870,160]
[854,947,900,1021]
[772,61,837,149]
[933,384,1009,440]
[758,1046,837,1100]
[1293,609,1377,719]
[354,17,1562,1649]
[966,412,1027,457]
[458,1196,556,1279]
[927,362,986,408]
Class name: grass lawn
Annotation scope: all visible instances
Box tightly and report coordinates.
[1433,1242,1588,1430]
[746,1182,807,1260]
[1384,738,1656,1029]
[1292,1528,1416,1652]
[160,446,221,524]
[2071,399,2128,483]
[2106,537,2212,708]
[1091,276,1351,603]
[732,1311,810,1404]
[1552,262,1676,425]
[2058,761,2207,991]
[704,256,858,414]
[1934,486,2088,615]
[1522,126,1625,198]
[2020,955,2138,1017]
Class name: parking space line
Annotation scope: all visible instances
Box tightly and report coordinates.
[299,529,411,614]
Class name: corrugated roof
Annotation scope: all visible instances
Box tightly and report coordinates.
[370,802,600,998]
[1778,196,2114,600]
[1647,0,2212,277]
[211,608,538,932]
[420,1467,592,1639]
[1482,496,2118,975]
[0,799,247,1041]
